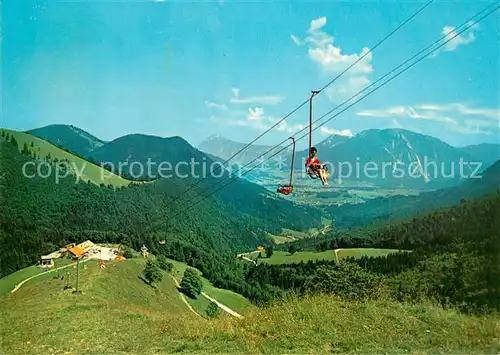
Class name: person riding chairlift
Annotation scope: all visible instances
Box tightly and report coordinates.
[306,147,328,186]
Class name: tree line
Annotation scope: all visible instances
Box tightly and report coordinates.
[2,135,497,313]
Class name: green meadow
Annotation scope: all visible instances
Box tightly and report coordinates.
[1,129,131,187]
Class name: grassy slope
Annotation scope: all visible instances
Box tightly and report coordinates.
[249,248,404,265]
[1,271,498,354]
[0,265,45,295]
[1,129,130,187]
[165,258,257,315]
[0,255,255,317]
[27,124,106,157]
[268,226,331,245]
[0,258,194,354]
[0,258,75,295]
[255,250,337,264]
[268,233,294,244]
[336,248,410,262]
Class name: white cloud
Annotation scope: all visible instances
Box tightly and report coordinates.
[212,107,304,133]
[464,118,498,128]
[205,89,286,134]
[290,34,302,46]
[357,106,457,124]
[432,23,479,56]
[231,96,284,105]
[248,107,265,121]
[304,31,334,48]
[442,23,478,51]
[276,121,305,133]
[357,103,500,136]
[309,17,327,32]
[308,44,373,75]
[230,88,284,105]
[294,16,374,103]
[320,126,353,137]
[326,76,371,103]
[416,103,499,121]
[205,101,228,111]
[449,125,491,136]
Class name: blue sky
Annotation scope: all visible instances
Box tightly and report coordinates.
[2,0,499,150]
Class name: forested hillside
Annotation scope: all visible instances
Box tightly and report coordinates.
[1,129,131,187]
[327,159,500,228]
[28,124,105,158]
[250,193,500,312]
[459,143,500,168]
[72,132,321,226]
[0,138,322,285]
[2,129,498,311]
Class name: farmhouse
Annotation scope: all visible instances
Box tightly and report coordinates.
[38,251,62,268]
[69,240,95,257]
[59,243,76,254]
[38,240,121,268]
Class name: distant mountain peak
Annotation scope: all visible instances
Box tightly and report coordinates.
[27,124,105,158]
[320,134,351,148]
[198,134,290,166]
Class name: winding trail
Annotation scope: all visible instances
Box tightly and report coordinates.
[170,275,243,319]
[334,248,343,264]
[237,252,257,265]
[201,292,243,319]
[238,256,257,265]
[11,260,243,320]
[11,259,90,293]
[169,275,202,318]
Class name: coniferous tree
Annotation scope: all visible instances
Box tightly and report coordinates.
[266,245,274,258]
[10,135,18,148]
[206,301,220,318]
[156,255,173,272]
[180,268,203,298]
[143,259,163,286]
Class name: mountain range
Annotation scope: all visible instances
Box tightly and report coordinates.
[198,134,293,168]
[0,128,323,277]
[199,129,500,189]
[13,124,500,192]
[2,123,500,348]
[28,124,105,158]
[327,159,500,228]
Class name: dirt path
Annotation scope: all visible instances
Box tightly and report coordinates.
[201,292,243,319]
[169,275,202,318]
[240,256,257,265]
[333,249,342,264]
[11,259,90,293]
[334,248,343,264]
[170,275,243,319]
[236,252,257,265]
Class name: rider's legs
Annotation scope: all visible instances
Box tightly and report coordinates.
[319,169,328,185]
